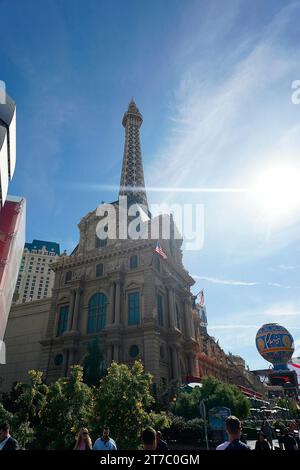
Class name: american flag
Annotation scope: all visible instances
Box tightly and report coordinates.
[199,289,205,307]
[154,241,167,259]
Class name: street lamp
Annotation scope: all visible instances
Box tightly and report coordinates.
[199,399,209,450]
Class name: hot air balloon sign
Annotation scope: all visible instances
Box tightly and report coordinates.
[256,323,294,371]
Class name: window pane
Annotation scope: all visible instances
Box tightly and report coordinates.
[57,306,69,336]
[130,255,138,269]
[88,293,107,333]
[128,292,140,325]
[96,263,103,277]
[88,314,96,333]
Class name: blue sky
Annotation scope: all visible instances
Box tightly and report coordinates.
[1,0,300,369]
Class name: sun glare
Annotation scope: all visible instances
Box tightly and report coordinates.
[252,165,300,218]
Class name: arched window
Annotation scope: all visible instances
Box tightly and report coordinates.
[87,293,107,333]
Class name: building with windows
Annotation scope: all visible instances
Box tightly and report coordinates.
[0,101,198,389]
[38,100,197,385]
[0,100,263,395]
[13,240,60,304]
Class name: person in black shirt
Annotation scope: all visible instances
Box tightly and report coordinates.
[254,431,271,451]
[261,420,274,449]
[224,416,250,451]
[281,428,298,450]
[0,423,19,450]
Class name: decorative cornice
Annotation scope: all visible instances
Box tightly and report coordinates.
[51,240,156,271]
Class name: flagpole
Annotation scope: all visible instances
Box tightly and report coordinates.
[194,288,204,297]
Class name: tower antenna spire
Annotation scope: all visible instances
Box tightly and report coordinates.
[119,100,148,210]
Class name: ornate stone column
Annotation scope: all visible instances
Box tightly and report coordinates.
[114,281,121,324]
[184,300,195,339]
[188,354,195,376]
[71,288,82,331]
[172,347,180,380]
[68,289,75,330]
[168,288,176,328]
[188,299,196,339]
[183,301,191,338]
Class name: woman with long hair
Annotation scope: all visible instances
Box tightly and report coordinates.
[73,428,92,450]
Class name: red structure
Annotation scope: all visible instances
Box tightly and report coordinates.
[238,385,263,399]
[0,197,26,343]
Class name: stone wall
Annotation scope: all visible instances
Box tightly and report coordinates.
[0,299,51,392]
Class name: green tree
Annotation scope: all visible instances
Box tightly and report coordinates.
[155,379,180,412]
[14,370,48,426]
[82,338,106,386]
[148,411,171,432]
[38,365,93,449]
[167,416,205,442]
[172,377,250,420]
[92,361,154,449]
[200,377,250,419]
[0,402,13,426]
[276,397,299,419]
[0,371,48,448]
[172,386,202,419]
[1,381,25,414]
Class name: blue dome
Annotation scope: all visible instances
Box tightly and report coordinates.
[256,323,294,370]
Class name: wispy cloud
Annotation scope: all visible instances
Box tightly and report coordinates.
[278,264,300,270]
[193,276,300,289]
[262,304,300,317]
[148,2,300,190]
[146,1,300,267]
[192,275,257,286]
[209,324,259,329]
[267,282,300,289]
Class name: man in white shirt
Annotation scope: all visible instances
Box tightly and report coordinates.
[216,440,229,450]
[93,427,117,450]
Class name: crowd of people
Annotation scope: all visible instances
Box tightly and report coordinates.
[0,417,299,451]
[0,422,169,451]
[216,416,299,451]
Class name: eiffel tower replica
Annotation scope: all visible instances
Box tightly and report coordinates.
[39,101,198,386]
